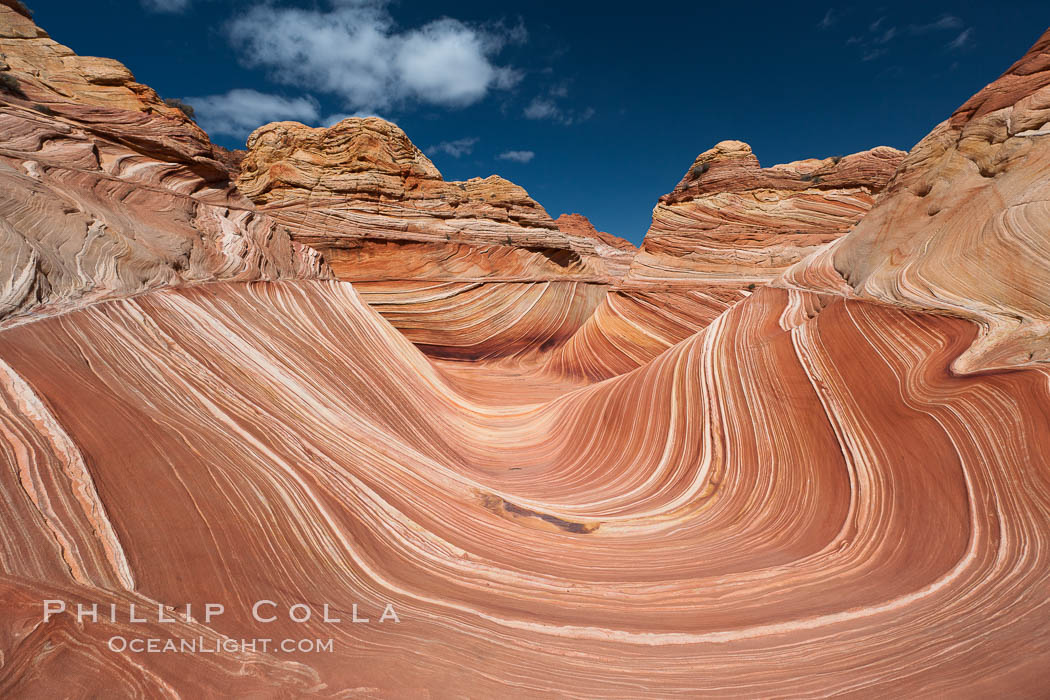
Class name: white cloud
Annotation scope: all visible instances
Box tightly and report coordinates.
[396,19,521,106]
[947,28,975,51]
[498,150,534,163]
[428,137,479,158]
[226,1,524,113]
[523,92,594,126]
[817,9,837,30]
[183,89,322,138]
[524,97,559,120]
[141,0,191,13]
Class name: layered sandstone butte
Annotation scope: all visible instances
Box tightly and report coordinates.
[236,118,636,360]
[1,5,1050,698]
[0,4,325,325]
[237,118,631,283]
[536,142,906,380]
[625,140,905,289]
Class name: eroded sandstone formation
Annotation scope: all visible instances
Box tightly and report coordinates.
[0,4,230,177]
[532,142,905,380]
[625,140,905,288]
[1,5,1049,698]
[235,118,638,360]
[0,5,326,325]
[237,118,632,283]
[780,29,1050,374]
[554,212,636,278]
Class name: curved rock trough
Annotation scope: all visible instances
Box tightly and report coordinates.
[1,5,1049,697]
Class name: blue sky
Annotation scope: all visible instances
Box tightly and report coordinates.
[26,0,1050,243]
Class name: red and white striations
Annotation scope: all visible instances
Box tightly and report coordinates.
[535,142,905,379]
[625,140,905,288]
[1,5,1050,698]
[780,28,1050,375]
[235,118,636,360]
[0,4,326,326]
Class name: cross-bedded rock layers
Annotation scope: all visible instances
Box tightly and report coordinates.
[1,6,1049,698]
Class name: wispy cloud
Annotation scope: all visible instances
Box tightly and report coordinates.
[523,87,594,126]
[841,11,971,63]
[183,89,331,138]
[497,150,535,163]
[873,26,897,44]
[141,0,191,13]
[842,16,896,61]
[428,137,480,158]
[947,28,975,51]
[908,15,964,34]
[226,0,525,113]
[817,8,837,30]
[524,97,558,120]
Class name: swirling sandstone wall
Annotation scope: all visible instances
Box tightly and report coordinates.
[0,5,327,326]
[780,29,1050,375]
[539,141,905,380]
[1,5,1049,697]
[236,118,638,360]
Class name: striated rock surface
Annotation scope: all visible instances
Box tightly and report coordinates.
[554,212,636,278]
[238,118,631,283]
[534,141,907,380]
[236,118,640,360]
[353,279,609,361]
[780,29,1050,375]
[625,140,905,289]
[536,287,737,380]
[2,278,1048,697]
[1,8,1050,699]
[0,5,232,179]
[0,6,326,326]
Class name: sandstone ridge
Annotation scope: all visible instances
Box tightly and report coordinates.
[238,117,633,283]
[780,29,1050,374]
[0,5,326,326]
[624,140,906,289]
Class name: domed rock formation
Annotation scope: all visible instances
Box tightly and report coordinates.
[625,140,905,289]
[236,117,639,360]
[237,118,632,284]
